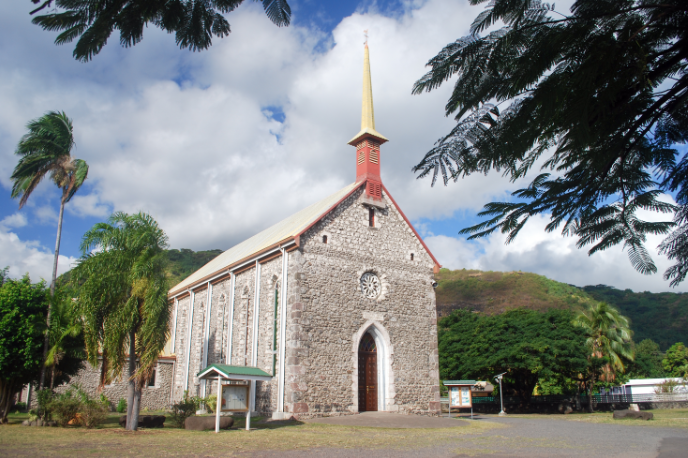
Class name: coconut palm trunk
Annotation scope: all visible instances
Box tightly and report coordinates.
[10,111,89,391]
[40,198,65,390]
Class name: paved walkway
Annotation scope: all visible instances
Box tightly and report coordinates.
[303,411,466,428]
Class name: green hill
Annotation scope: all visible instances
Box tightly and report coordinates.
[581,285,688,350]
[435,268,688,350]
[165,248,223,288]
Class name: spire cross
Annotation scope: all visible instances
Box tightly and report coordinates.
[364,29,368,46]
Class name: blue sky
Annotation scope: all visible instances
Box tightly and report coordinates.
[0,0,684,292]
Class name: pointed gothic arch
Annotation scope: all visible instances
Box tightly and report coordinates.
[351,320,395,412]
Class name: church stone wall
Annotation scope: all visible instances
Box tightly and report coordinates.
[283,187,440,417]
[51,358,174,411]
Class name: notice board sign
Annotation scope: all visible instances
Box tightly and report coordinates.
[221,384,249,412]
[448,386,472,408]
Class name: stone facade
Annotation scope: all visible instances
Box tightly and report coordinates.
[46,357,175,411]
[168,184,440,418]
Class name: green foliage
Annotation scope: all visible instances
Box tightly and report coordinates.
[36,389,54,420]
[50,388,81,427]
[116,398,127,414]
[435,269,688,355]
[72,211,170,387]
[574,302,634,377]
[204,394,218,414]
[435,269,596,316]
[165,248,223,287]
[169,391,198,428]
[627,339,666,378]
[14,402,27,412]
[413,0,687,284]
[30,0,292,62]
[99,393,110,409]
[583,285,688,350]
[438,308,588,401]
[76,387,108,429]
[662,343,688,377]
[0,274,48,421]
[655,379,681,394]
[11,111,89,209]
[44,287,86,389]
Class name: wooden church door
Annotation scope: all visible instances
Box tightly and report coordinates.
[358,333,378,411]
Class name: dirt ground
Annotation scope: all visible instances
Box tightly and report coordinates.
[2,410,688,457]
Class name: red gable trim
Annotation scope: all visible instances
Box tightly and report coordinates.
[381,183,441,271]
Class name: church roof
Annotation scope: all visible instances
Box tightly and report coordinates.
[169,181,362,295]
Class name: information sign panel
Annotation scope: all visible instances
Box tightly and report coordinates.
[221,384,249,412]
[448,385,472,408]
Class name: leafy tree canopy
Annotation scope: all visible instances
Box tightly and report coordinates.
[662,342,688,376]
[0,272,47,421]
[413,0,688,285]
[627,338,666,378]
[29,0,292,62]
[438,308,589,402]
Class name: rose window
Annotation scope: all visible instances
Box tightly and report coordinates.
[360,272,381,299]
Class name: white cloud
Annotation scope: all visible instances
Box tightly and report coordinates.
[426,210,686,293]
[0,212,27,229]
[67,193,110,218]
[0,0,682,292]
[0,228,77,282]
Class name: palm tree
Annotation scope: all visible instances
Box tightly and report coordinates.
[11,111,89,389]
[574,302,634,412]
[45,290,83,390]
[72,212,170,431]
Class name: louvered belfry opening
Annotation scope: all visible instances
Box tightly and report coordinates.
[358,332,378,412]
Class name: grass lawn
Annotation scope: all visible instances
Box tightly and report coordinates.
[489,408,688,429]
[0,412,498,457]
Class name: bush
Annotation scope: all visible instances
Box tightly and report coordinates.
[99,393,110,410]
[36,389,54,420]
[50,389,81,427]
[169,391,198,428]
[14,402,27,412]
[204,394,217,414]
[116,398,127,413]
[81,399,108,429]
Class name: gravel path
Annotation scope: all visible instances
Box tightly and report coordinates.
[250,414,688,458]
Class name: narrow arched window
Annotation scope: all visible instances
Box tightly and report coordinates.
[323,235,328,244]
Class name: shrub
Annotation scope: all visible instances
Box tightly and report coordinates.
[204,394,217,414]
[116,398,127,413]
[99,393,110,410]
[14,402,27,412]
[169,391,198,428]
[81,399,108,429]
[50,389,82,427]
[36,389,54,420]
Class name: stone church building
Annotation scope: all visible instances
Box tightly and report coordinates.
[165,44,442,418]
[30,44,441,417]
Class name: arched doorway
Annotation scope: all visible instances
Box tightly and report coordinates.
[358,333,378,411]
